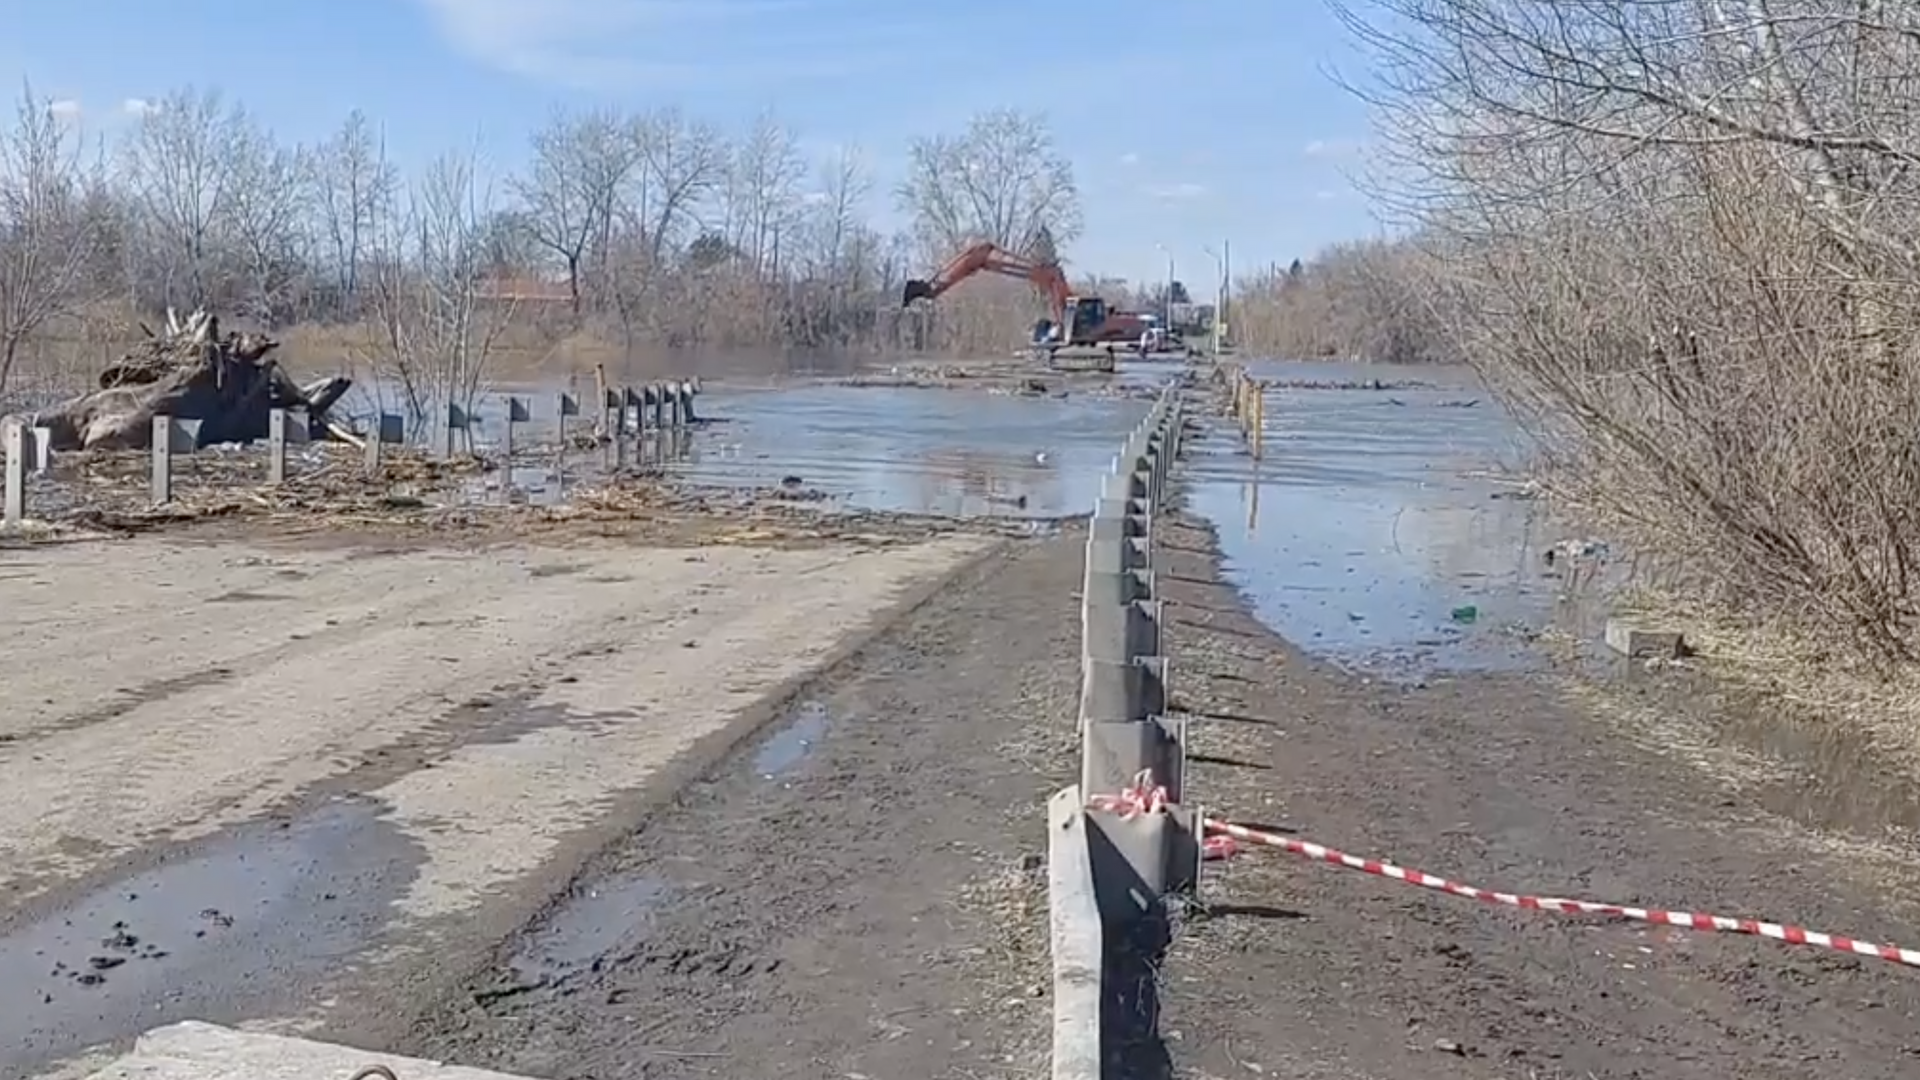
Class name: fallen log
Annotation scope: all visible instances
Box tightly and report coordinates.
[26,309,355,451]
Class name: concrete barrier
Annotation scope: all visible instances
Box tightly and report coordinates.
[81,1021,537,1080]
[1048,379,1197,1080]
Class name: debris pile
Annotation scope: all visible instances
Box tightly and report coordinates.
[30,308,354,451]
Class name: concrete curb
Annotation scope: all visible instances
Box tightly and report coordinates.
[1049,376,1193,1080]
[83,1021,538,1079]
[1048,786,1104,1080]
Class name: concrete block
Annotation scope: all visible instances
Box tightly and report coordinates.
[1082,568,1150,608]
[82,1021,539,1080]
[1103,469,1146,500]
[1605,618,1686,660]
[1079,656,1166,725]
[1085,801,1201,925]
[1088,512,1147,542]
[1082,714,1184,799]
[1085,536,1149,575]
[1046,788,1103,1080]
[1083,598,1161,665]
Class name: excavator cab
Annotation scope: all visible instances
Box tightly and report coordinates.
[902,279,937,306]
[1061,296,1108,342]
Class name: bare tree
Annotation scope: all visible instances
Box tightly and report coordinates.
[896,109,1082,261]
[0,81,104,396]
[308,110,396,313]
[360,149,513,434]
[635,108,724,268]
[1332,0,1920,659]
[514,107,640,314]
[723,113,806,275]
[225,117,308,323]
[119,86,247,308]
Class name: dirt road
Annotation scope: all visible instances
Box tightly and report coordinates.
[392,533,1088,1080]
[0,529,995,1079]
[1157,509,1920,1079]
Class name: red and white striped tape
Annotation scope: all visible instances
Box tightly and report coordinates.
[1205,817,1920,969]
[1080,772,1920,969]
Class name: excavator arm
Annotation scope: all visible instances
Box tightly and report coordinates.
[902,241,1071,321]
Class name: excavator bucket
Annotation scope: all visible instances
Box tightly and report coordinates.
[902,279,936,307]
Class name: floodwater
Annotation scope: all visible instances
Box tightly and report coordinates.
[1187,360,1553,675]
[0,799,417,1076]
[665,384,1152,518]
[342,372,1156,519]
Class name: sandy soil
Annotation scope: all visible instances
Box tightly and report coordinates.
[1155,508,1920,1080]
[0,529,995,1078]
[395,533,1089,1080]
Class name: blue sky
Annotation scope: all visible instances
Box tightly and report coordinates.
[0,0,1383,286]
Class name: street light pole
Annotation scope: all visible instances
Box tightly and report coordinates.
[1205,241,1231,356]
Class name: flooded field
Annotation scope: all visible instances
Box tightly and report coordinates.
[1188,359,1551,676]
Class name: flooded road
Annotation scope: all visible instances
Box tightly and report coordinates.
[662,384,1151,518]
[345,375,1158,519]
[1187,360,1548,675]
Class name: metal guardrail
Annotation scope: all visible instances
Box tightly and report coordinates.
[1048,381,1196,1080]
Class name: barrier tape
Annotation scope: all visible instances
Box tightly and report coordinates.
[1204,817,1920,970]
[1081,771,1920,969]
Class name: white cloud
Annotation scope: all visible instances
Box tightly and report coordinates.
[122,97,159,116]
[1118,151,1140,166]
[1145,182,1206,201]
[47,99,81,122]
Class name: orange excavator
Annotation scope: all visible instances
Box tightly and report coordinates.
[902,241,1152,355]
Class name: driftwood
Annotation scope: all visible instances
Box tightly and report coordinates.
[28,308,356,451]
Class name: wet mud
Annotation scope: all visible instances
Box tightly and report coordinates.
[0,800,420,1076]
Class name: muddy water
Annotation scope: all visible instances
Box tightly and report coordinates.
[659,383,1152,518]
[0,799,419,1075]
[341,373,1154,519]
[1188,360,1550,675]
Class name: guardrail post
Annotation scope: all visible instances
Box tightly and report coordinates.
[435,402,470,460]
[502,396,530,501]
[679,379,699,424]
[266,408,288,486]
[150,415,199,504]
[4,421,34,527]
[364,413,404,477]
[555,392,580,492]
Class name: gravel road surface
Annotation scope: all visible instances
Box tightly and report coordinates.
[0,531,992,1079]
[396,533,1088,1080]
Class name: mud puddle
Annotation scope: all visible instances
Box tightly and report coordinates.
[753,700,830,778]
[1187,360,1553,677]
[0,798,417,1075]
[506,871,675,987]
